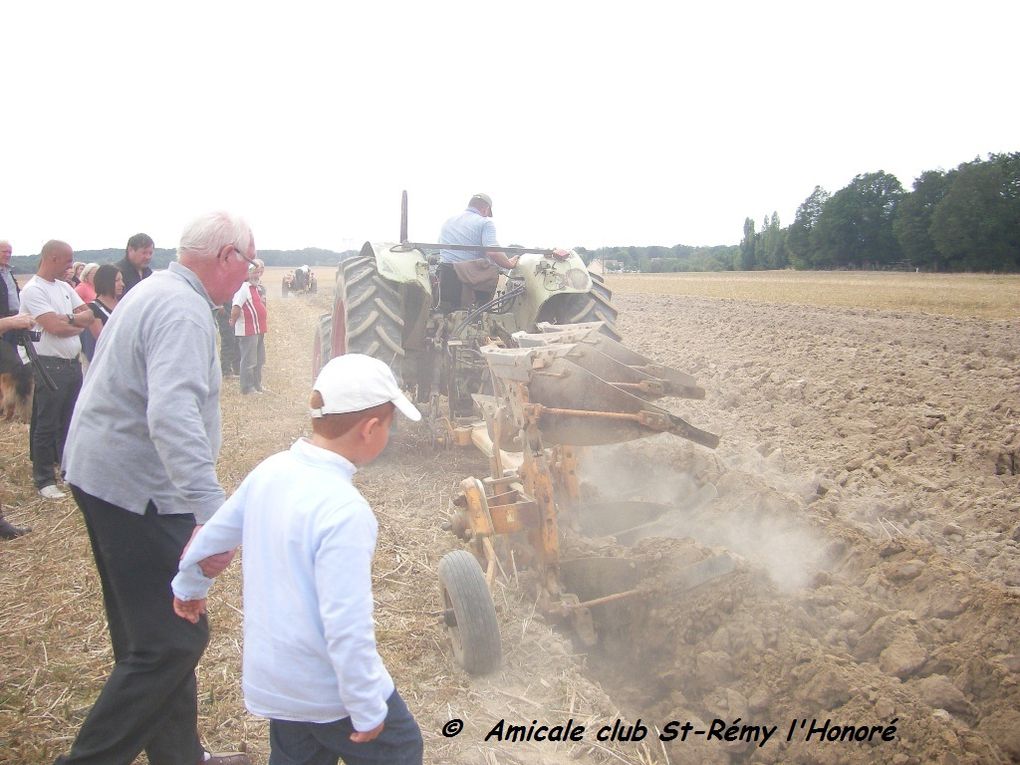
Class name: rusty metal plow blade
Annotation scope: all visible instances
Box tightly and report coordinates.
[480,343,719,449]
[522,321,706,400]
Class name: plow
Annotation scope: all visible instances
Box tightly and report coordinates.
[316,193,735,675]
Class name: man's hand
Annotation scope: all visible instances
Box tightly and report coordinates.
[487,250,519,270]
[173,596,207,623]
[0,314,34,336]
[199,548,237,578]
[181,524,238,578]
[69,308,93,327]
[350,722,384,743]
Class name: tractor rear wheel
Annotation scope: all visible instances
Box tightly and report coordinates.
[332,254,405,380]
[438,550,502,675]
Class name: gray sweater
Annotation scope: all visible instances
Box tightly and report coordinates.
[64,261,225,523]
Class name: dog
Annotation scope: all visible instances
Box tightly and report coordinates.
[0,339,33,422]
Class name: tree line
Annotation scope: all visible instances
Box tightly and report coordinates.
[779,152,1019,271]
[580,152,1019,273]
[576,244,741,273]
[11,154,1017,275]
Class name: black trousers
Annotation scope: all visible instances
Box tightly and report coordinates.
[217,305,240,375]
[29,356,81,488]
[56,488,208,765]
[437,264,491,313]
[269,689,423,765]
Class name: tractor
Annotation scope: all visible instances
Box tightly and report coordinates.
[282,265,318,297]
[314,193,727,675]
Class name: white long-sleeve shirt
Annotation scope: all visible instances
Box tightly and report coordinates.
[172,438,394,730]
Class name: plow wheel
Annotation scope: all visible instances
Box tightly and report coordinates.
[438,550,502,675]
[335,254,405,380]
[537,273,620,341]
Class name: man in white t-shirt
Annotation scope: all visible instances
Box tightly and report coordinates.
[18,240,94,499]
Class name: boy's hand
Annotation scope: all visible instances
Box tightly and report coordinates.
[350,722,384,743]
[173,596,207,624]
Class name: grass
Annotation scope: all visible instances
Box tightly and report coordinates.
[604,271,1020,320]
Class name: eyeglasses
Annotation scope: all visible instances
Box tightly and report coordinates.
[233,244,258,268]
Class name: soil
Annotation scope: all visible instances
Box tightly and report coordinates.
[4,282,1019,764]
[580,293,1020,764]
[367,290,1020,764]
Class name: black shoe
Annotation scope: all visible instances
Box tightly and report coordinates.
[0,518,30,539]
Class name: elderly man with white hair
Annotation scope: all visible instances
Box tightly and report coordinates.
[58,212,255,765]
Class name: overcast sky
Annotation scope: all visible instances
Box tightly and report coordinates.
[3,1,1017,254]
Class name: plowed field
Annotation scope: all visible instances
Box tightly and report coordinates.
[3,269,1018,764]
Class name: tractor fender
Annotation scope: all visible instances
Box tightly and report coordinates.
[512,250,594,328]
[354,241,432,297]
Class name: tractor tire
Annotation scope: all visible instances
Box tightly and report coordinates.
[312,314,332,379]
[332,254,405,380]
[588,273,617,327]
[438,550,502,675]
[537,273,621,341]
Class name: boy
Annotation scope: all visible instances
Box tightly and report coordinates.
[172,354,424,765]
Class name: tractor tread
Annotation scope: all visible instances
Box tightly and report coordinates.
[334,256,407,382]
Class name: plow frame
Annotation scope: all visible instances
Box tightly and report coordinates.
[437,324,725,675]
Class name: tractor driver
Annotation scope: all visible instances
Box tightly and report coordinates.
[437,193,519,312]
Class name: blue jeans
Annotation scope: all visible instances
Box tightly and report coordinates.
[268,689,423,765]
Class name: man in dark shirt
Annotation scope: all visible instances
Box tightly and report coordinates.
[1,239,23,356]
[0,313,35,538]
[0,240,20,322]
[0,239,33,421]
[116,232,154,294]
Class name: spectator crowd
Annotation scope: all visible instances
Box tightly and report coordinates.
[1,216,422,765]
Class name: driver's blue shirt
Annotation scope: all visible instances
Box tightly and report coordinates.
[438,208,499,264]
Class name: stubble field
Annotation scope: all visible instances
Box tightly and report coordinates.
[2,267,1019,764]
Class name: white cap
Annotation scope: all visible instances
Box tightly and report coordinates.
[311,354,421,422]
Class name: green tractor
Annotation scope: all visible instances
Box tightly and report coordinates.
[313,193,619,425]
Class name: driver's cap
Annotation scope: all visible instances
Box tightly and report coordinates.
[470,193,493,212]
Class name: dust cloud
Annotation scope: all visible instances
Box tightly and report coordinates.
[579,437,831,592]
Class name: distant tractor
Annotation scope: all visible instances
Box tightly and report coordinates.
[282,265,318,297]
